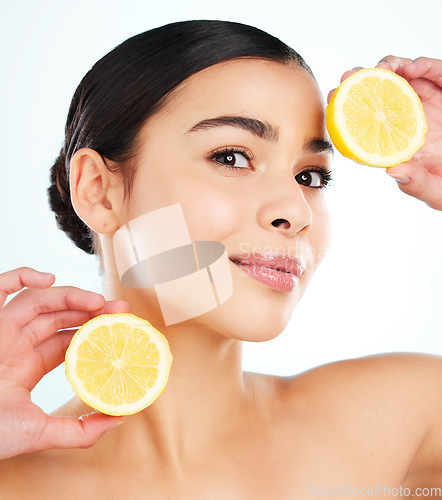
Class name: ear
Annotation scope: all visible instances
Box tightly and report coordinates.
[69,148,125,234]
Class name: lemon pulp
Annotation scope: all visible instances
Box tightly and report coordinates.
[65,313,173,416]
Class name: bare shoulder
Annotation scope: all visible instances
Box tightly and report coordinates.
[279,352,442,485]
[247,352,442,414]
[283,351,442,402]
[281,352,442,425]
[241,355,442,483]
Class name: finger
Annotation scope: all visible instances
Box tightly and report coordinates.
[386,165,442,211]
[402,57,442,88]
[23,300,130,347]
[33,412,125,452]
[32,301,131,383]
[328,67,364,103]
[340,67,364,84]
[0,267,55,309]
[408,77,441,102]
[327,88,336,103]
[91,300,131,315]
[3,286,106,328]
[376,55,413,77]
[32,329,76,384]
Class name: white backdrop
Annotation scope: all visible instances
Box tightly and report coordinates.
[0,0,441,413]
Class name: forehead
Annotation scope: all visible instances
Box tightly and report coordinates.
[150,58,325,140]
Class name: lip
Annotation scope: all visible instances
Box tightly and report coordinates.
[229,252,305,292]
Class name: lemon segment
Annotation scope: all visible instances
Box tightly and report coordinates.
[65,313,173,416]
[326,68,427,168]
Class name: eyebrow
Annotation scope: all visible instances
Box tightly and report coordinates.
[187,115,334,155]
[304,137,334,155]
[187,116,279,141]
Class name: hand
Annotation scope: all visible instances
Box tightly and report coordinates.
[0,267,130,460]
[328,56,442,210]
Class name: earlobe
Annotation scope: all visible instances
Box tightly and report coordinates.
[69,148,123,234]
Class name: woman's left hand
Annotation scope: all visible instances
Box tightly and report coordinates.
[328,56,442,211]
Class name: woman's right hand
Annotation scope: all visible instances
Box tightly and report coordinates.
[0,267,129,460]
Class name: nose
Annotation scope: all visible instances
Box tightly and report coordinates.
[256,179,312,237]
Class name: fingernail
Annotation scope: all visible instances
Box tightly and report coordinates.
[352,66,363,71]
[111,300,130,307]
[389,173,410,183]
[109,418,125,430]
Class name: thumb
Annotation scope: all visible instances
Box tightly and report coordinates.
[35,412,125,452]
[386,165,442,210]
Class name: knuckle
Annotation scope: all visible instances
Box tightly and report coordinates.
[52,311,68,332]
[378,54,395,63]
[11,266,35,279]
[58,285,80,295]
[0,267,32,292]
[17,266,35,273]
[412,56,429,66]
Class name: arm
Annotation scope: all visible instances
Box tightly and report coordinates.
[329,56,442,210]
[0,267,128,460]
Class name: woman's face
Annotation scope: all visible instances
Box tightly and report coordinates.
[122,58,332,341]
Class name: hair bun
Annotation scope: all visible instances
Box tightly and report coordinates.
[47,151,95,255]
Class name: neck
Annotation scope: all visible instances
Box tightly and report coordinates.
[101,268,251,466]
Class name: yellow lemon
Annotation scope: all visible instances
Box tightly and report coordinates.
[65,313,173,416]
[326,68,427,167]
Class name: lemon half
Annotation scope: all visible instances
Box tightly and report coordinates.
[326,68,427,167]
[65,313,173,416]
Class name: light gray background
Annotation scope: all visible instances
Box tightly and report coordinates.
[0,0,441,413]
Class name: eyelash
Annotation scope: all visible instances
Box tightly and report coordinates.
[209,147,333,189]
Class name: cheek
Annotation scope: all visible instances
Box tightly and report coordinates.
[180,189,241,242]
[130,166,240,242]
[310,200,332,268]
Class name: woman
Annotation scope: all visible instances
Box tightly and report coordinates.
[0,20,441,497]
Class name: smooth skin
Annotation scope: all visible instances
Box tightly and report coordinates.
[0,57,441,499]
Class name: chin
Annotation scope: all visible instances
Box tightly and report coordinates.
[193,279,304,342]
[198,304,292,342]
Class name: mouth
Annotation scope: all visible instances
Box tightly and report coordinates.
[229,252,305,292]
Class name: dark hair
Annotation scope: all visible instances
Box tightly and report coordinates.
[48,20,313,255]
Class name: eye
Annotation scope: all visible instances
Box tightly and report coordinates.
[295,168,332,189]
[297,171,322,187]
[210,148,252,170]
